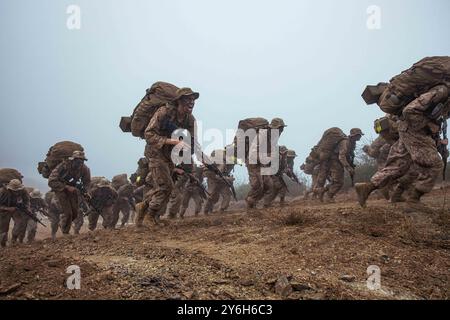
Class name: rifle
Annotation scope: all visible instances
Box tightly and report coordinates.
[72,180,102,217]
[286,169,301,186]
[276,172,291,195]
[17,203,46,227]
[348,151,356,187]
[174,167,210,200]
[163,118,237,201]
[438,118,448,180]
[203,162,237,201]
[188,173,210,200]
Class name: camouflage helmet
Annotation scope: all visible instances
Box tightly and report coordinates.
[279,145,288,154]
[6,179,24,191]
[30,189,42,199]
[98,178,110,187]
[350,128,364,137]
[287,149,297,158]
[69,150,88,161]
[138,157,148,167]
[173,87,200,101]
[269,118,287,129]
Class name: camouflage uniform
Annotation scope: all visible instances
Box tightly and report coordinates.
[48,151,91,234]
[301,155,324,200]
[265,147,289,206]
[139,87,200,226]
[245,118,286,209]
[20,190,47,243]
[130,158,149,188]
[180,166,205,217]
[167,174,188,218]
[204,164,235,214]
[45,192,62,240]
[133,185,145,204]
[111,183,135,227]
[0,180,30,247]
[72,199,88,234]
[45,191,85,238]
[357,85,448,206]
[87,181,118,230]
[364,136,392,169]
[315,128,363,201]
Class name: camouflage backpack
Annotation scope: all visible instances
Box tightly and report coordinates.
[37,141,84,179]
[315,127,347,161]
[232,117,269,160]
[0,168,23,187]
[88,176,110,193]
[111,174,128,190]
[120,81,179,138]
[379,56,450,115]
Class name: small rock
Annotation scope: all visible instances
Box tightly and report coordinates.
[23,292,35,300]
[47,260,59,268]
[23,265,33,272]
[240,279,255,287]
[291,282,313,292]
[339,275,356,283]
[183,291,196,299]
[274,276,292,298]
[289,247,299,255]
[0,283,22,295]
[213,279,229,285]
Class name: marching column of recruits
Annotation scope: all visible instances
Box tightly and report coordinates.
[0,56,448,247]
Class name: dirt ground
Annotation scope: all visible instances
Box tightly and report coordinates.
[1,186,449,300]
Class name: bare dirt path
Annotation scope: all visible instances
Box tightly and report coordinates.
[1,189,449,300]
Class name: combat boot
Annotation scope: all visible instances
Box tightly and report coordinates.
[324,193,335,203]
[355,182,376,207]
[390,186,406,203]
[379,187,390,200]
[407,189,424,204]
[150,210,161,225]
[317,188,325,202]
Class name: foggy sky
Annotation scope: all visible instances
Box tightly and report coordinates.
[1,0,449,191]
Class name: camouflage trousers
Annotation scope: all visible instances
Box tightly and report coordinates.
[315,158,344,199]
[371,132,442,194]
[72,212,84,234]
[376,143,392,169]
[88,205,114,231]
[265,175,287,206]
[54,190,80,234]
[46,207,83,238]
[19,215,36,243]
[0,210,27,247]
[304,168,320,199]
[180,186,204,216]
[204,182,231,214]
[168,175,188,218]
[245,164,274,208]
[111,198,131,227]
[141,159,174,221]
